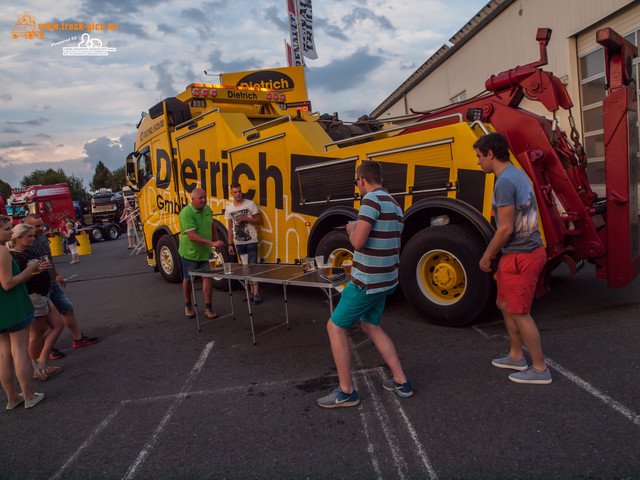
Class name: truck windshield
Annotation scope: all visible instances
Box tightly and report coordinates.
[10,203,34,219]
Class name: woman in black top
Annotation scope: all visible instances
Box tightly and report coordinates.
[10,224,64,380]
[65,221,79,264]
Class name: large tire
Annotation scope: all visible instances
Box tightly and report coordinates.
[105,224,120,240]
[90,226,104,242]
[156,235,182,283]
[399,224,494,327]
[315,230,353,267]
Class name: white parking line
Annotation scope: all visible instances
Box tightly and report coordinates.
[352,348,437,479]
[356,391,383,480]
[475,326,640,428]
[121,340,215,480]
[546,358,640,427]
[357,372,408,479]
[386,377,438,480]
[50,404,124,480]
[50,353,433,480]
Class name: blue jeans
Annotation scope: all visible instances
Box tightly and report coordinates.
[48,282,74,315]
[235,242,258,264]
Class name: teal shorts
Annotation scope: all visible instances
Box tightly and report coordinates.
[330,282,394,329]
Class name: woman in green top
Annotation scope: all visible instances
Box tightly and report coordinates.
[0,215,45,409]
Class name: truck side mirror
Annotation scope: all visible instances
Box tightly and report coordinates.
[125,152,138,188]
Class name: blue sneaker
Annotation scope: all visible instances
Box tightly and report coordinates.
[509,367,552,384]
[317,388,360,408]
[383,379,414,398]
[492,354,528,371]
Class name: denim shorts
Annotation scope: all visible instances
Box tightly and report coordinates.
[330,282,394,329]
[181,257,209,281]
[0,313,36,334]
[235,242,258,264]
[48,282,74,315]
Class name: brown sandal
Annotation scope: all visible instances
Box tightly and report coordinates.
[44,366,62,377]
[32,360,47,381]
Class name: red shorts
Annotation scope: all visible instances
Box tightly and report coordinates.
[496,245,546,314]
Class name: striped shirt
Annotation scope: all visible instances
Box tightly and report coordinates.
[351,188,404,294]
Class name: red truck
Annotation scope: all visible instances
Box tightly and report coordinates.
[391,27,639,324]
[9,183,76,229]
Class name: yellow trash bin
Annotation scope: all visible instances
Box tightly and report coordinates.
[48,235,64,257]
[76,232,92,256]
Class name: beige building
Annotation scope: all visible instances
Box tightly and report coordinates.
[371,0,640,188]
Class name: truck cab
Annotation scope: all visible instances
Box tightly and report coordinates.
[9,184,76,230]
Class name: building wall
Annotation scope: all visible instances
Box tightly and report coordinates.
[378,0,637,136]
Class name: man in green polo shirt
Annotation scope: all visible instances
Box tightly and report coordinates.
[179,188,224,319]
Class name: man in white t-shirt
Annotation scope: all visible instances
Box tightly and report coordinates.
[226,183,263,303]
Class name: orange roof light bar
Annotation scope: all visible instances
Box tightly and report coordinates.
[186,84,286,104]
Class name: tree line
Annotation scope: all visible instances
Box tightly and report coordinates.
[0,162,126,204]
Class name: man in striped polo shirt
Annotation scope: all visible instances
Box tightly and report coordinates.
[318,161,413,409]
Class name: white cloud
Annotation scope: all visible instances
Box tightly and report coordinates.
[0,0,488,189]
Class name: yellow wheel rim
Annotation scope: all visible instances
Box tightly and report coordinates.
[418,249,466,305]
[328,248,353,267]
[159,246,174,274]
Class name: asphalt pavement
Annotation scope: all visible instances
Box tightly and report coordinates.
[1,236,639,479]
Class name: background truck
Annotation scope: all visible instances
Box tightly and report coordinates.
[89,188,124,241]
[8,183,76,229]
[126,27,638,327]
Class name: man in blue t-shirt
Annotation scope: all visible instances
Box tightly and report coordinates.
[317,161,413,409]
[475,132,551,385]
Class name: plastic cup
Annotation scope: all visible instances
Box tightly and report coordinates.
[343,260,353,276]
[324,266,332,277]
[209,257,217,270]
[223,262,232,274]
[28,258,39,275]
[315,256,324,269]
[306,257,315,271]
[302,261,309,272]
[239,254,249,265]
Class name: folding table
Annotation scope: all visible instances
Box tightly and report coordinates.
[189,264,348,344]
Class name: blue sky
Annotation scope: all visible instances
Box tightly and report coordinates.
[0,0,488,189]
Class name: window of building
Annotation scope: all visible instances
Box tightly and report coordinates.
[450,91,467,104]
[578,29,639,187]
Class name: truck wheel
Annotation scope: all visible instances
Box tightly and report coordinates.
[399,224,494,327]
[156,235,182,283]
[90,226,104,242]
[106,224,120,240]
[316,230,353,266]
